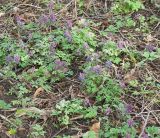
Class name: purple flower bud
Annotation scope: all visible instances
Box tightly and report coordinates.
[76,49,82,55]
[49,12,56,22]
[92,53,99,59]
[83,42,89,49]
[64,30,72,42]
[105,61,112,68]
[142,132,149,138]
[91,65,102,74]
[125,133,131,138]
[28,33,32,40]
[38,14,49,25]
[84,98,91,106]
[28,51,34,57]
[105,107,111,116]
[86,56,92,62]
[125,104,133,113]
[119,81,126,88]
[50,42,57,54]
[16,16,25,26]
[6,55,13,63]
[117,40,125,49]
[48,0,54,10]
[28,67,36,73]
[127,119,134,127]
[54,59,67,72]
[66,20,72,29]
[13,55,20,64]
[134,14,141,20]
[146,45,156,52]
[78,72,85,81]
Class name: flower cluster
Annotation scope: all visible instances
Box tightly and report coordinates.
[127,118,134,127]
[6,55,20,64]
[38,1,56,26]
[90,65,102,74]
[16,16,25,26]
[78,72,85,81]
[49,42,57,55]
[64,30,72,43]
[54,59,68,73]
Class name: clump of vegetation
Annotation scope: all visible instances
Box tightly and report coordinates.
[0,0,160,137]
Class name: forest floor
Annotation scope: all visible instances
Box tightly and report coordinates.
[0,0,160,138]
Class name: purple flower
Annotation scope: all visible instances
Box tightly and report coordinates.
[66,20,72,29]
[28,67,36,73]
[134,14,141,20]
[105,107,111,116]
[83,42,89,49]
[64,30,72,42]
[49,12,56,22]
[125,133,131,138]
[50,47,55,55]
[84,98,91,106]
[48,0,54,10]
[16,16,25,26]
[86,56,92,62]
[28,33,32,40]
[13,55,20,64]
[54,59,67,72]
[105,61,112,68]
[117,40,125,49]
[125,104,133,113]
[142,132,149,138]
[78,72,85,81]
[127,119,134,127]
[38,14,49,25]
[119,81,126,88]
[6,55,13,63]
[92,53,100,59]
[146,45,156,52]
[76,49,82,55]
[91,65,102,74]
[28,51,34,57]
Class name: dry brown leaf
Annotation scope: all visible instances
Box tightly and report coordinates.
[0,85,4,97]
[33,87,44,98]
[0,12,5,17]
[144,34,154,42]
[124,69,137,83]
[90,122,100,138]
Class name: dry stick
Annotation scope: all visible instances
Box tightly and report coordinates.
[74,0,77,19]
[139,111,151,138]
[17,4,43,10]
[126,94,160,125]
[56,0,73,15]
[51,126,67,138]
[0,114,17,127]
[136,93,159,117]
[153,21,160,30]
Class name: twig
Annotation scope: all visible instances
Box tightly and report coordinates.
[70,115,83,121]
[74,0,77,18]
[139,111,151,138]
[51,126,67,138]
[56,0,73,15]
[17,4,43,10]
[153,21,160,30]
[0,114,17,127]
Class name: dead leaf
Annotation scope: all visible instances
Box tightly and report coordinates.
[0,85,4,97]
[0,12,5,17]
[90,122,100,138]
[33,87,44,98]
[144,34,154,42]
[124,69,137,83]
